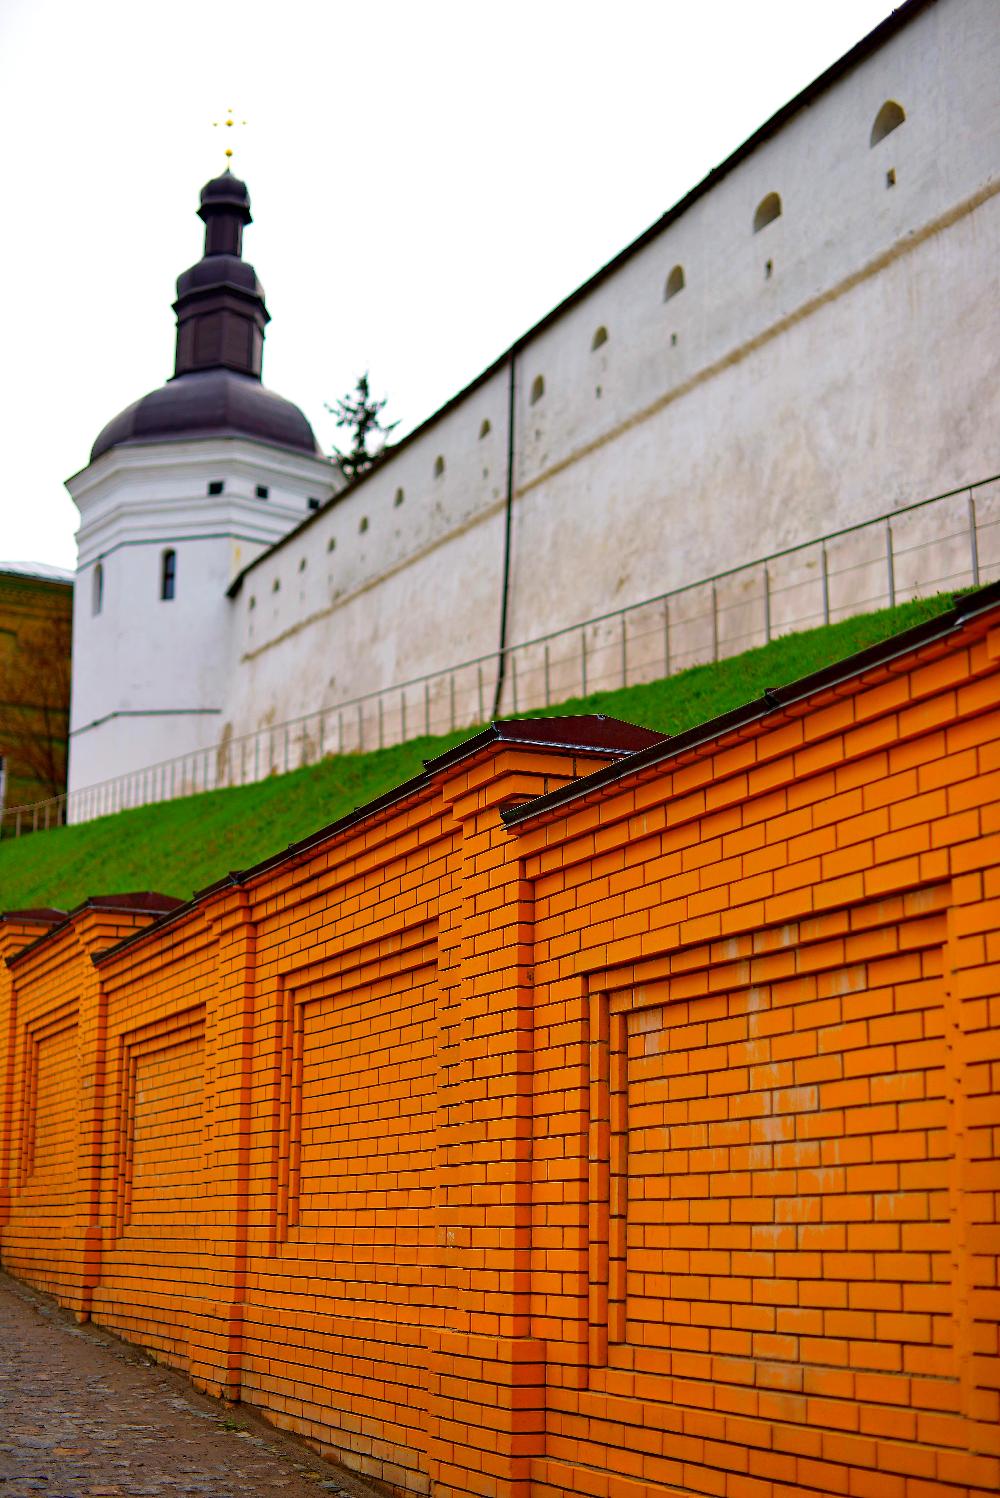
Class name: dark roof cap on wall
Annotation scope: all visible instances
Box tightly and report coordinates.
[0,907,66,925]
[501,582,1000,829]
[92,717,663,965]
[4,892,185,968]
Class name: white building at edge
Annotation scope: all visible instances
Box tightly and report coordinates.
[66,0,1000,811]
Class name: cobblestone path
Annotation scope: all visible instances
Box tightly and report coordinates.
[0,1273,379,1498]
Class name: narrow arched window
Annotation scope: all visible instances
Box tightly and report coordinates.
[591,326,608,351]
[870,100,905,147]
[664,265,685,301]
[434,455,445,477]
[160,549,176,601]
[530,374,545,405]
[753,192,782,233]
[92,562,103,616]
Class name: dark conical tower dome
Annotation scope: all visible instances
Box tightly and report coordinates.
[91,171,318,461]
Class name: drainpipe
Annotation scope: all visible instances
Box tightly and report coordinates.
[491,350,517,719]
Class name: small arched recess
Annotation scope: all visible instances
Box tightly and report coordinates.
[530,375,545,406]
[753,193,782,233]
[664,265,685,301]
[591,326,608,351]
[870,100,905,146]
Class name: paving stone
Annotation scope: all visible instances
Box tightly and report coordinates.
[0,1274,382,1498]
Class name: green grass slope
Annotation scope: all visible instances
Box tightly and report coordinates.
[0,595,955,913]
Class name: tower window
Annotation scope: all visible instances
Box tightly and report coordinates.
[359,515,369,533]
[530,375,545,405]
[307,497,320,511]
[479,420,491,439]
[753,192,782,233]
[256,484,270,500]
[92,562,104,616]
[273,577,281,593]
[434,455,445,477]
[591,326,608,351]
[298,557,307,572]
[160,549,177,601]
[327,536,336,552]
[664,264,685,301]
[394,487,405,505]
[207,480,224,496]
[871,100,905,147]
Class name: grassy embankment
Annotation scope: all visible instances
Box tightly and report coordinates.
[0,595,955,912]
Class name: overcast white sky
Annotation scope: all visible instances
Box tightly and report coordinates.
[0,0,897,570]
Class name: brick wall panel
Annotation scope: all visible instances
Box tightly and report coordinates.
[1,612,998,1497]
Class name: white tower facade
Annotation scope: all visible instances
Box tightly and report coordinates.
[66,172,336,808]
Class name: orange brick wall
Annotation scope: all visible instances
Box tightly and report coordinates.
[2,608,999,1498]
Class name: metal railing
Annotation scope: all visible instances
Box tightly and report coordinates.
[3,472,998,838]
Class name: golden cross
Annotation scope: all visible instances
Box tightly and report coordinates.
[212,108,248,165]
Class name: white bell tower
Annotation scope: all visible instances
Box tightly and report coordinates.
[66,171,336,810]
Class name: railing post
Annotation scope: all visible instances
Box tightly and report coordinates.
[821,544,830,626]
[763,565,771,644]
[544,643,550,707]
[663,600,671,678]
[968,490,980,586]
[885,520,896,608]
[711,582,719,661]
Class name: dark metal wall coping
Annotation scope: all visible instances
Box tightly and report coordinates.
[90,718,660,967]
[426,715,665,775]
[0,908,66,925]
[4,893,185,969]
[501,582,1000,831]
[227,0,937,597]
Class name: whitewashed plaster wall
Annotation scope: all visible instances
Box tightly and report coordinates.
[223,0,1000,749]
[67,436,336,795]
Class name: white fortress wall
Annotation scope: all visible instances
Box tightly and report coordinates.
[223,0,999,750]
[226,367,512,743]
[505,0,999,628]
